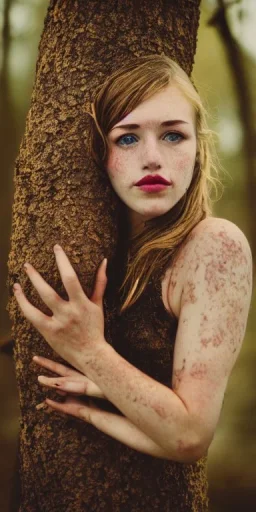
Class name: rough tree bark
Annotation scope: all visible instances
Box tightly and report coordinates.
[7,0,201,508]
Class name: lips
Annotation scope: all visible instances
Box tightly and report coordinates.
[135,174,171,186]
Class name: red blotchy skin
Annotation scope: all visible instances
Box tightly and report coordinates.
[183,280,197,305]
[190,363,207,379]
[173,359,186,391]
[204,230,248,298]
[166,219,252,453]
[180,224,251,355]
[153,403,168,420]
[201,332,223,348]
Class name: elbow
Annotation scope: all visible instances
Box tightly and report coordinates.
[183,430,213,464]
[181,441,208,464]
[168,430,212,464]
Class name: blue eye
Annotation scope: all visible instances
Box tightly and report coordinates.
[164,132,183,142]
[116,134,137,146]
[115,131,184,147]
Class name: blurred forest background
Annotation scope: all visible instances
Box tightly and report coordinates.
[0,0,255,510]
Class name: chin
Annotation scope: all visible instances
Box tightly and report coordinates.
[143,207,171,218]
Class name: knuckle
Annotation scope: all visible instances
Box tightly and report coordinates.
[62,367,70,377]
[78,406,86,420]
[50,320,62,334]
[54,380,62,388]
[36,320,48,335]
[61,317,76,331]
[52,311,78,332]
[64,306,80,325]
[82,380,88,394]
[60,378,68,389]
[62,367,71,377]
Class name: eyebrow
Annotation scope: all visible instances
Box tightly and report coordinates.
[110,120,189,131]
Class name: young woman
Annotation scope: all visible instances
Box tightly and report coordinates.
[13,55,252,510]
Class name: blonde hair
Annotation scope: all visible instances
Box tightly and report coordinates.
[85,54,223,315]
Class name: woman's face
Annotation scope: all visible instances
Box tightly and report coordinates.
[106,83,197,236]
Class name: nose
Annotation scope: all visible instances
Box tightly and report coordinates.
[141,137,162,170]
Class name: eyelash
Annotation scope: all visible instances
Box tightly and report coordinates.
[114,131,185,147]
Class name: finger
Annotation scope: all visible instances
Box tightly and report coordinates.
[38,375,86,395]
[23,263,64,313]
[90,259,108,306]
[13,284,50,330]
[53,245,87,302]
[33,355,79,378]
[37,374,105,398]
[45,397,94,423]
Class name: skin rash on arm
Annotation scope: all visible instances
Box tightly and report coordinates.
[77,217,252,463]
[169,217,253,455]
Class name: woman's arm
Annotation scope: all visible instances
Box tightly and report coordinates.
[34,356,171,459]
[15,220,252,464]
[78,218,252,463]
[15,250,194,462]
[34,355,170,459]
[79,343,199,463]
[43,396,171,459]
[36,351,196,463]
[168,218,253,451]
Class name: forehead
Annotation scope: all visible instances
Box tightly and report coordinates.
[113,84,195,129]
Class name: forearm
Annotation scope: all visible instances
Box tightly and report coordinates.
[82,343,200,463]
[89,403,170,459]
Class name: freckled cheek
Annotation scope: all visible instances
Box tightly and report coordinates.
[174,153,195,174]
[106,151,127,180]
[171,153,196,189]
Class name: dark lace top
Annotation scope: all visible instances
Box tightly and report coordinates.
[16,260,209,512]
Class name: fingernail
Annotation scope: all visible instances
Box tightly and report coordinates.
[24,263,29,271]
[54,244,61,251]
[35,402,47,410]
[13,283,20,292]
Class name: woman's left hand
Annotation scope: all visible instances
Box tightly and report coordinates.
[33,354,106,399]
[37,393,104,427]
[13,244,108,371]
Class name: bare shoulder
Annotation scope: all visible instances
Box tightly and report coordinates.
[188,215,251,244]
[166,216,252,319]
[182,216,252,277]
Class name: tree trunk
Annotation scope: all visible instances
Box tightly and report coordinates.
[7,0,201,509]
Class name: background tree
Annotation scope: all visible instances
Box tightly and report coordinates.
[209,0,256,273]
[6,0,201,509]
[0,0,17,346]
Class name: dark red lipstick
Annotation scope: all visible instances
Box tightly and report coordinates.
[135,174,172,186]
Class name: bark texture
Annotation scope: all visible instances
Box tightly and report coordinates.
[7,0,202,509]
